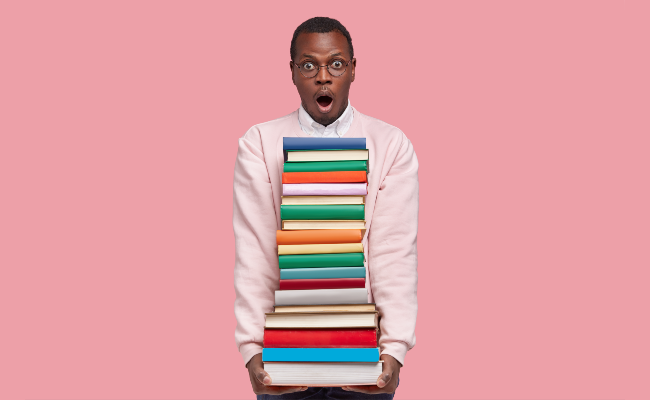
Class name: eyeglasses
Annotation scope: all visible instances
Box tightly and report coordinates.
[292,59,352,78]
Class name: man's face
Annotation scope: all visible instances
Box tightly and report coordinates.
[290,31,356,126]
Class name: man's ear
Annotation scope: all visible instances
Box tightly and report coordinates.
[350,58,356,83]
[289,60,296,86]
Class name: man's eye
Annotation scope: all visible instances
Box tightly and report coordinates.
[302,63,315,70]
[331,60,343,68]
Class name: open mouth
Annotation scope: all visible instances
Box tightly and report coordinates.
[316,93,334,113]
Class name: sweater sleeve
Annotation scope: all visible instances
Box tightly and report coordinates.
[233,129,279,366]
[368,134,419,366]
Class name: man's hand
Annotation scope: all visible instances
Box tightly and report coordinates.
[341,354,401,394]
[246,353,308,396]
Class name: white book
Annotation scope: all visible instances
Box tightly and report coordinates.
[281,195,366,205]
[286,149,369,162]
[265,311,378,329]
[264,362,383,386]
[282,220,366,230]
[275,288,368,306]
[274,303,376,313]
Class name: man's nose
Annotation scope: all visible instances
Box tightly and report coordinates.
[315,66,332,85]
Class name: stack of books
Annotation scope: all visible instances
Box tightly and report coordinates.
[263,137,382,386]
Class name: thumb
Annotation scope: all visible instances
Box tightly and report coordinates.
[377,368,392,388]
[255,368,272,385]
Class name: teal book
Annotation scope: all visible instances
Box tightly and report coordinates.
[280,267,366,280]
[279,253,365,269]
[284,160,368,173]
[281,205,365,220]
[262,348,379,362]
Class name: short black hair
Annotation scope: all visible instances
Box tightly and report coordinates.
[290,17,354,61]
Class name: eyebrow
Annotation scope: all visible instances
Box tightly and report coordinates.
[300,52,346,60]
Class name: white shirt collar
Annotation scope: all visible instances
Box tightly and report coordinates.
[298,100,354,137]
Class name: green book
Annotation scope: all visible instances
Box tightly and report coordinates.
[279,253,365,269]
[284,161,368,172]
[281,205,365,220]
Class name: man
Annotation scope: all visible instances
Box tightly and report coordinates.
[233,17,418,399]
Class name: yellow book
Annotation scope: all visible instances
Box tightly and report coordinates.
[278,243,364,255]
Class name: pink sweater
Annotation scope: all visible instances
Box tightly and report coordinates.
[233,107,418,366]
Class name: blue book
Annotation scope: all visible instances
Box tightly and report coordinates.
[262,348,379,362]
[283,137,366,150]
[280,267,366,280]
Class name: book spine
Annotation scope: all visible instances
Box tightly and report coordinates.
[274,288,368,306]
[278,253,365,269]
[278,243,363,255]
[281,196,365,206]
[262,362,382,386]
[279,278,365,290]
[280,205,365,220]
[263,329,377,348]
[282,171,367,184]
[283,137,367,150]
[283,161,368,173]
[283,183,368,196]
[285,150,369,162]
[276,229,364,245]
[279,267,366,280]
[282,220,366,230]
[262,347,379,362]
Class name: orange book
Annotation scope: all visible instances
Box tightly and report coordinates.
[276,229,365,245]
[282,171,367,184]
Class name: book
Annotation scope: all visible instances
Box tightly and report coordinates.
[281,205,365,220]
[284,160,368,173]
[282,171,367,184]
[278,243,363,255]
[273,303,376,313]
[279,253,365,269]
[275,288,368,306]
[262,347,379,362]
[282,220,366,230]
[283,137,366,150]
[266,311,378,329]
[283,183,367,196]
[279,278,365,290]
[263,329,377,348]
[280,267,366,280]
[281,196,365,205]
[276,229,365,245]
[285,149,369,162]
[263,362,382,386]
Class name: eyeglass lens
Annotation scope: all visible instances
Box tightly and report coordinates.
[299,60,347,78]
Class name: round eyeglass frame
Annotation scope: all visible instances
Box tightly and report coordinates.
[291,59,352,78]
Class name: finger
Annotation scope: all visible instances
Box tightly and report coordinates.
[255,368,272,385]
[377,370,392,388]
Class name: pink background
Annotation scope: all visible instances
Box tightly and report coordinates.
[1,1,648,399]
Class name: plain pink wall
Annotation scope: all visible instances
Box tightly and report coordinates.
[1,1,648,399]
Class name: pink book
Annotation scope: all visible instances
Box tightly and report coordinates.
[283,183,368,196]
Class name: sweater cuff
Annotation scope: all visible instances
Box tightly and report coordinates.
[240,342,263,367]
[380,341,409,367]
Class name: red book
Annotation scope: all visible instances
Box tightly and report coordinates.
[276,229,364,245]
[279,278,365,290]
[264,329,377,348]
[282,171,367,184]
